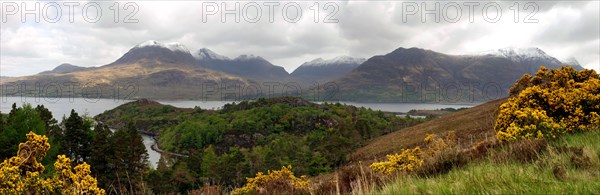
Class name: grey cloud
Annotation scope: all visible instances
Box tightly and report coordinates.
[1,0,599,77]
[533,4,599,44]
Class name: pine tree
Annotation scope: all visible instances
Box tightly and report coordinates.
[63,109,93,164]
[90,123,114,189]
[112,122,149,194]
[146,155,175,194]
[200,145,220,182]
[0,111,5,134]
[35,105,61,139]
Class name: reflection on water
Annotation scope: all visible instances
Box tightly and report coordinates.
[1,97,480,169]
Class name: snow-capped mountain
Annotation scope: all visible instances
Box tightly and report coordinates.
[135,40,190,53]
[476,47,560,63]
[291,56,365,83]
[110,40,196,66]
[474,47,583,70]
[193,48,231,61]
[301,56,366,67]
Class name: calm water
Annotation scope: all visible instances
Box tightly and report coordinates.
[0,97,479,168]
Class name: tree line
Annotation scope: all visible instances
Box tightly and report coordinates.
[0,104,148,194]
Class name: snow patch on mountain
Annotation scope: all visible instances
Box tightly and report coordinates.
[134,40,190,53]
[475,47,558,63]
[302,56,366,67]
[193,48,230,60]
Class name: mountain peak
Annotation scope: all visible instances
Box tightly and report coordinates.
[55,63,78,69]
[39,63,87,74]
[302,56,366,67]
[111,40,196,65]
[134,40,190,53]
[193,48,230,61]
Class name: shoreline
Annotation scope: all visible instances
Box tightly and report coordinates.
[147,135,188,158]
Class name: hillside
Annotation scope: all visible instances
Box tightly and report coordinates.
[332,66,599,195]
[351,97,506,161]
[377,131,600,194]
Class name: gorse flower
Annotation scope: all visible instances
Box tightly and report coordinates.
[496,66,600,142]
[0,132,105,194]
[233,165,311,194]
[370,147,424,174]
[370,132,456,175]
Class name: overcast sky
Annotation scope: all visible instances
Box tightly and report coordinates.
[1,0,598,76]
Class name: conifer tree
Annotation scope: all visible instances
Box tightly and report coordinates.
[112,122,149,193]
[63,109,93,164]
[90,123,114,189]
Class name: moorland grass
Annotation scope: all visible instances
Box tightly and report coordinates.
[376,131,600,194]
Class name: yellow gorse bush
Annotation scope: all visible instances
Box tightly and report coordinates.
[370,147,424,174]
[233,165,311,194]
[496,66,600,142]
[0,132,105,194]
[370,132,456,174]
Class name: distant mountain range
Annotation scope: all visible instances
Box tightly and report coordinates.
[0,40,587,102]
[332,47,584,102]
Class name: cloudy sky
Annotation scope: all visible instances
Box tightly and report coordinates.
[1,0,599,76]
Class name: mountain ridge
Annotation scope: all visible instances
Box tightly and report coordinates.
[332,47,585,102]
[1,41,590,102]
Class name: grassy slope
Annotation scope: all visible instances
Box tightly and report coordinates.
[351,98,506,161]
[377,131,600,194]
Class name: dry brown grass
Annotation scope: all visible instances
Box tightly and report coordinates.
[489,139,548,164]
[351,98,506,161]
